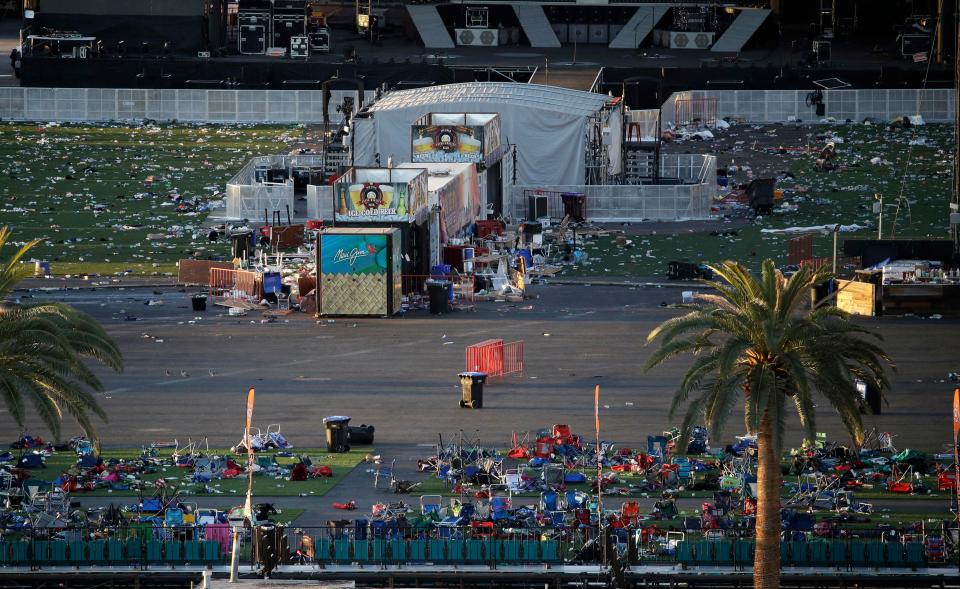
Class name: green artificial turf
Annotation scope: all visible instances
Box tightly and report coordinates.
[0,122,298,276]
[25,447,366,498]
[566,123,955,277]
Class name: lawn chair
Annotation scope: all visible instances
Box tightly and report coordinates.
[565,490,588,510]
[553,424,574,445]
[672,457,693,486]
[503,468,524,493]
[540,490,561,513]
[372,460,394,490]
[490,496,512,521]
[420,495,443,516]
[654,499,678,520]
[534,437,553,459]
[265,424,293,449]
[542,465,565,487]
[508,431,531,459]
[620,501,640,526]
[232,429,266,454]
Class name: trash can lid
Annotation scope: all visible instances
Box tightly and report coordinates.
[323,416,351,423]
[459,372,488,377]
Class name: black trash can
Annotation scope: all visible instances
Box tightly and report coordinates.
[857,380,882,415]
[426,280,450,314]
[348,424,375,445]
[458,371,487,409]
[561,192,586,221]
[323,416,351,452]
[191,294,207,311]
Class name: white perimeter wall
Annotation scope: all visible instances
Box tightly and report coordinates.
[662,88,955,125]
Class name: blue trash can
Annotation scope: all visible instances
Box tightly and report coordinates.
[517,249,534,269]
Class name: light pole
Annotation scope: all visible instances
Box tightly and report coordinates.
[832,223,840,275]
[873,193,884,239]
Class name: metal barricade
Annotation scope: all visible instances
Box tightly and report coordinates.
[209,268,261,299]
[674,97,719,127]
[466,340,524,379]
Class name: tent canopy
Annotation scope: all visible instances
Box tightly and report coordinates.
[354,83,611,186]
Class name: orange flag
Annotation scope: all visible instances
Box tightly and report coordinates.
[594,384,600,436]
[244,387,255,519]
[953,388,959,466]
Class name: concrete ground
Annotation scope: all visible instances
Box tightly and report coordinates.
[4,281,958,524]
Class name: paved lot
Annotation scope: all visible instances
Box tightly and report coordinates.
[6,282,958,450]
[5,282,958,523]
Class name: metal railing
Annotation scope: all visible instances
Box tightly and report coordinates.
[466,339,524,378]
[0,524,950,570]
[209,267,261,299]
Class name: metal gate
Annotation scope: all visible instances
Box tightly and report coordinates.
[465,339,524,378]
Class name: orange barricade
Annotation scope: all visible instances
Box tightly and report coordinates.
[209,268,261,299]
[466,339,524,379]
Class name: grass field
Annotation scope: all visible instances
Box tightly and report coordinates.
[0,122,297,276]
[568,123,955,276]
[24,447,367,498]
[0,121,951,279]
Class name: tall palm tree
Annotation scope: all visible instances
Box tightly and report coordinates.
[644,260,893,589]
[0,226,122,449]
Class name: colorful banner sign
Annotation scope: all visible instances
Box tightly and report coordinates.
[438,164,482,241]
[321,234,389,275]
[412,125,485,164]
[335,182,409,222]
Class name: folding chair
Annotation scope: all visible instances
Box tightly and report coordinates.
[420,495,443,516]
[620,501,640,526]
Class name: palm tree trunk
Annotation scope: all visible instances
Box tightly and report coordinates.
[754,412,782,589]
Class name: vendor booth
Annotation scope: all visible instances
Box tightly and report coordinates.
[333,166,431,275]
[319,227,402,317]
[334,167,429,224]
[397,162,482,268]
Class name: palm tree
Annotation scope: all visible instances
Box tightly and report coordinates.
[644,260,893,589]
[0,226,122,450]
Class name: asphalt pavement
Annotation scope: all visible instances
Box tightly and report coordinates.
[4,281,958,524]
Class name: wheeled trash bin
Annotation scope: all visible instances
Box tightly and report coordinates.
[458,372,487,408]
[323,416,351,452]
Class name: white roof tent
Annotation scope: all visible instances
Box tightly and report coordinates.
[353,83,619,186]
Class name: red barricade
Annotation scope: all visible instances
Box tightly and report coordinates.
[466,339,524,379]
